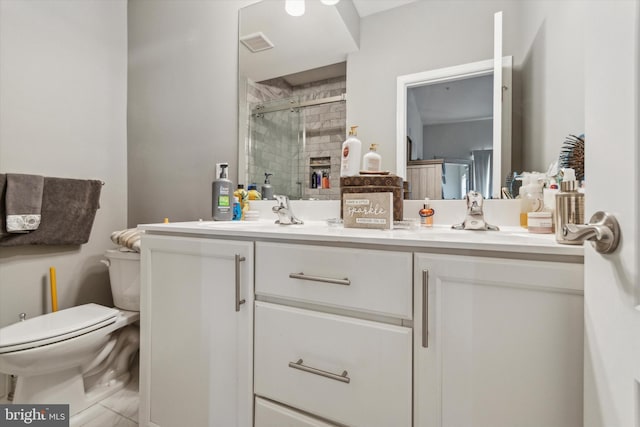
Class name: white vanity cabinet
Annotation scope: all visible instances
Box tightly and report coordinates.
[413,253,584,427]
[253,242,413,427]
[139,234,253,427]
[138,221,584,427]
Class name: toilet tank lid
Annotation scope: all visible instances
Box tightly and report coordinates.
[0,303,118,350]
[105,248,140,260]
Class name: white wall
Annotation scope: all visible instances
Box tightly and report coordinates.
[128,0,254,226]
[0,0,128,326]
[516,0,585,173]
[423,120,493,161]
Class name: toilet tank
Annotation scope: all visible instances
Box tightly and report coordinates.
[103,249,140,311]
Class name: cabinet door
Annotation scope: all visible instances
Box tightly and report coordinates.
[139,235,253,427]
[414,254,583,427]
[407,164,442,200]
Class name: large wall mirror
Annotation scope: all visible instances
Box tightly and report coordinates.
[238,0,585,200]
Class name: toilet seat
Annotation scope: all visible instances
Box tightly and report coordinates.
[0,303,118,354]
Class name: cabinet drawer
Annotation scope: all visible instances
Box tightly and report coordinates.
[255,242,412,319]
[254,302,412,427]
[255,398,339,427]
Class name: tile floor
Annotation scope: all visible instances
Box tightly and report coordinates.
[70,364,139,427]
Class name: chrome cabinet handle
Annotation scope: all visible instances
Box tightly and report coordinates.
[422,269,429,348]
[235,254,246,312]
[288,359,350,384]
[563,211,620,254]
[289,272,351,286]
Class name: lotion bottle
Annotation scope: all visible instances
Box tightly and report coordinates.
[340,126,362,177]
[212,163,233,221]
[363,143,382,172]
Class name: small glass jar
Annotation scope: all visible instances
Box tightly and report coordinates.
[527,211,553,234]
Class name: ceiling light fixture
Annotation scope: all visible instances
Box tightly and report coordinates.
[285,0,340,17]
[285,0,305,17]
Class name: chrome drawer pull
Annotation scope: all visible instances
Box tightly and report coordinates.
[422,269,429,348]
[288,272,351,286]
[235,254,246,312]
[288,359,351,384]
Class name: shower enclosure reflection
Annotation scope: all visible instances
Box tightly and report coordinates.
[248,98,302,199]
[245,71,346,200]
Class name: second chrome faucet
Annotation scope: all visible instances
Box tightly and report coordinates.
[272,195,303,225]
[452,191,499,231]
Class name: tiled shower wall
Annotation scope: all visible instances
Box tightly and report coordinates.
[296,78,345,200]
[246,76,346,200]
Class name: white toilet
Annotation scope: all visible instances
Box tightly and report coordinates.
[0,249,141,416]
[102,248,140,312]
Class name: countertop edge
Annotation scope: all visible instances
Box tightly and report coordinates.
[138,222,584,261]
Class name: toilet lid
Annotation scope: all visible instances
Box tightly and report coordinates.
[0,303,118,354]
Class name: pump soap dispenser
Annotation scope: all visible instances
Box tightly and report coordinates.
[262,173,274,200]
[363,143,382,172]
[554,168,585,244]
[340,126,362,177]
[212,163,233,221]
[517,172,545,227]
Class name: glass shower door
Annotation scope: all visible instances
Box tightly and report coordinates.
[248,97,302,199]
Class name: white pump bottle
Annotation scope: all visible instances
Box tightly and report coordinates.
[340,126,362,177]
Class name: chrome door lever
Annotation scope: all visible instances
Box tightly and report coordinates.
[563,211,620,254]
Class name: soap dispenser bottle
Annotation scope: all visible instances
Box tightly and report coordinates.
[340,125,362,177]
[517,172,544,227]
[262,172,274,200]
[419,198,435,227]
[363,143,382,172]
[554,168,585,244]
[212,163,233,221]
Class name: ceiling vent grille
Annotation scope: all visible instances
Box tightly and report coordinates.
[240,32,274,53]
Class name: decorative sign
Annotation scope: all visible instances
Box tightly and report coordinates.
[342,193,393,229]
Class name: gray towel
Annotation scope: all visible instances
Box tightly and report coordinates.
[0,175,102,246]
[5,173,44,233]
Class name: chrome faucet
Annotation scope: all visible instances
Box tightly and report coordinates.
[272,195,303,225]
[452,191,499,231]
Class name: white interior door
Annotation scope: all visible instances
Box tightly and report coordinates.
[583,2,640,426]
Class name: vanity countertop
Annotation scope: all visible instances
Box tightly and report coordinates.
[139,220,584,260]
